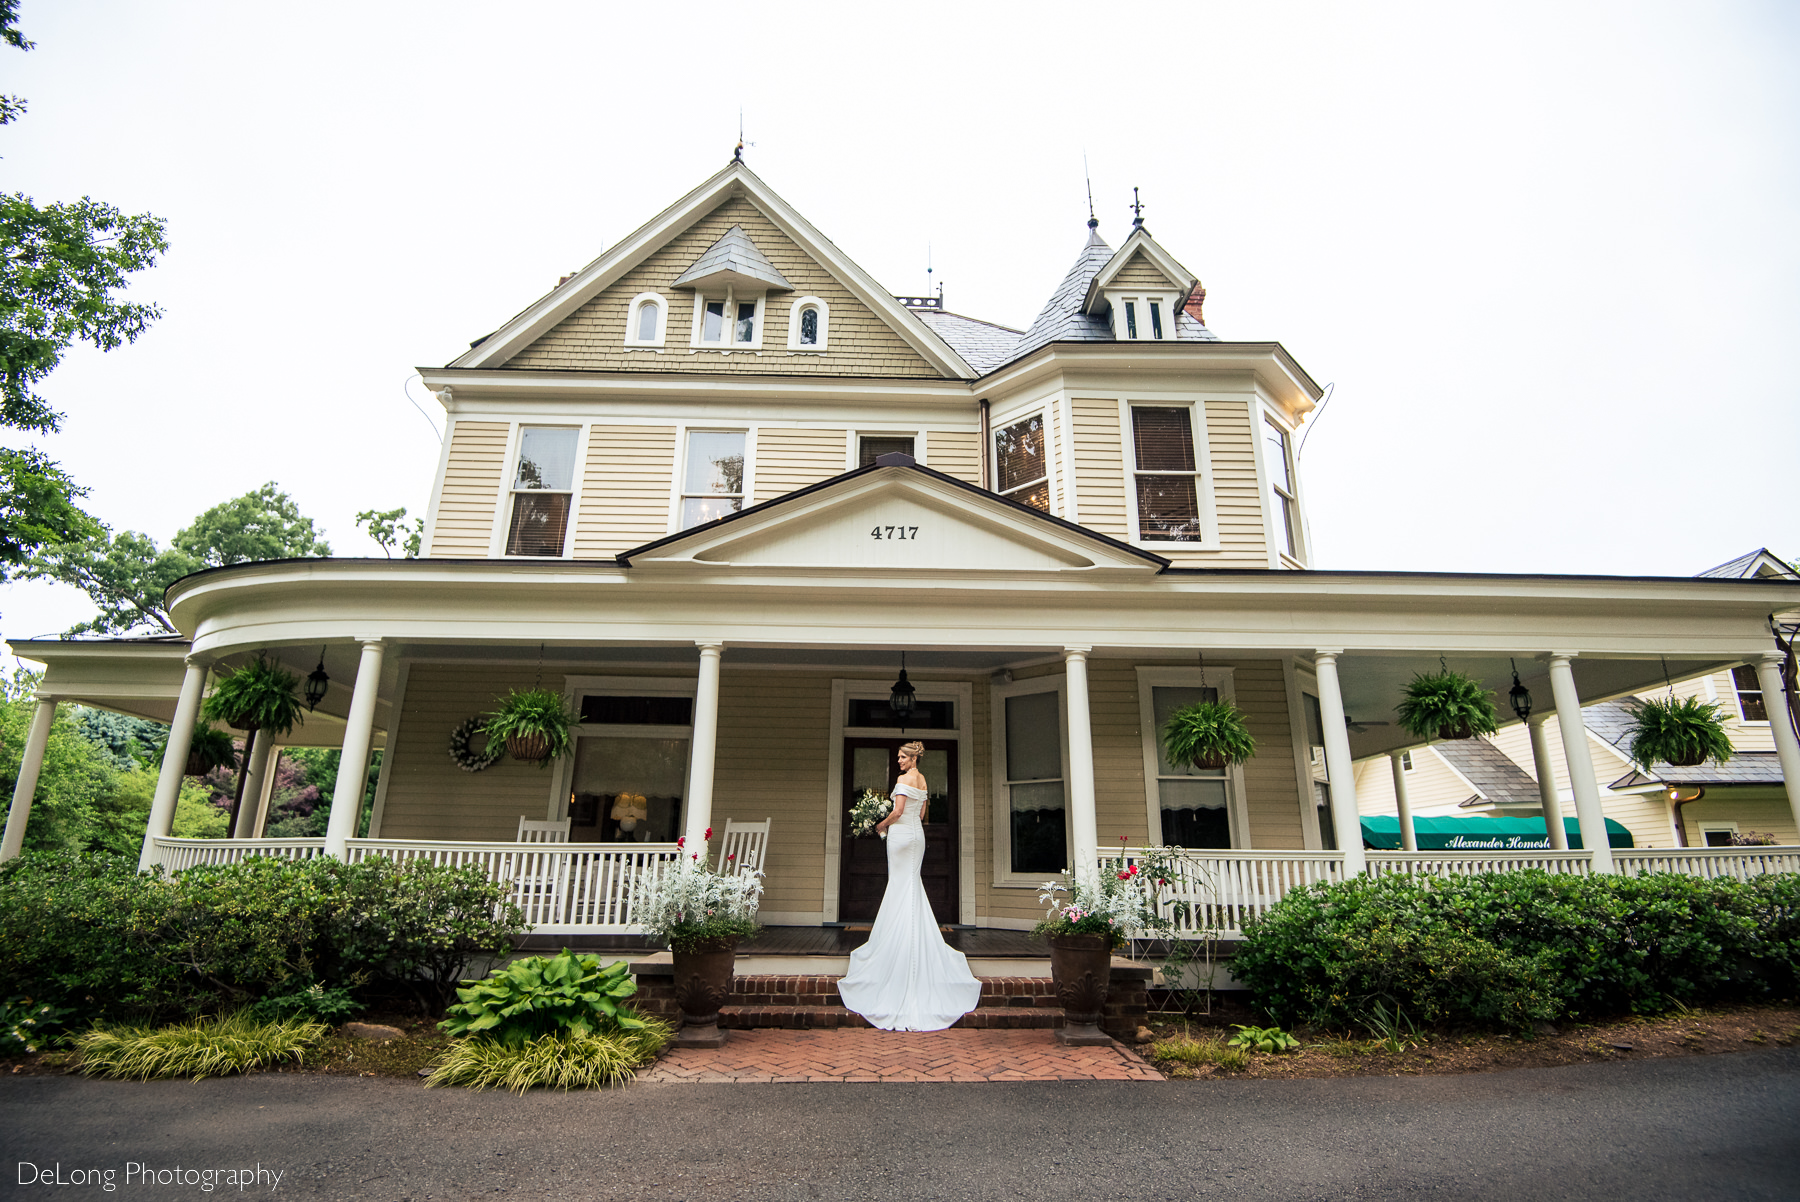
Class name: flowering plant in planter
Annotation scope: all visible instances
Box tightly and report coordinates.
[482,687,578,766]
[630,830,764,953]
[1625,695,1734,768]
[1033,851,1162,948]
[1394,669,1499,741]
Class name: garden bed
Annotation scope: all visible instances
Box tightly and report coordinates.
[1142,1002,1800,1080]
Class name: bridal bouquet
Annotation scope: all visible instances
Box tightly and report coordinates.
[848,788,892,838]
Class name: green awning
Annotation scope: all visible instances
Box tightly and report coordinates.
[1360,815,1635,851]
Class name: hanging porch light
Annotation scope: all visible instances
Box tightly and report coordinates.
[304,646,331,712]
[888,652,916,722]
[1508,659,1533,723]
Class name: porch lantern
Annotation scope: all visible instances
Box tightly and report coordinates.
[1508,663,1532,723]
[304,648,330,712]
[888,653,916,722]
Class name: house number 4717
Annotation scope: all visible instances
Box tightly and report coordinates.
[871,526,920,540]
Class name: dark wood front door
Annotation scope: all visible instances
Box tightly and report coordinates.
[840,738,958,925]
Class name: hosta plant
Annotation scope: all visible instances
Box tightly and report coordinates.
[1625,695,1734,768]
[1227,1024,1300,1054]
[1162,700,1257,770]
[1394,670,1499,740]
[440,950,649,1043]
[629,832,764,952]
[483,687,578,765]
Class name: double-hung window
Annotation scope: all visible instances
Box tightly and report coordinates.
[1731,666,1766,722]
[1137,669,1237,849]
[1129,406,1204,542]
[993,679,1068,878]
[994,414,1049,512]
[1264,416,1301,561]
[679,430,746,528]
[694,292,764,349]
[504,426,579,556]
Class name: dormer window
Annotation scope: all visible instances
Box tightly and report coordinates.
[1112,294,1174,341]
[787,296,830,351]
[692,291,765,349]
[799,307,818,344]
[1124,301,1137,339]
[623,293,666,347]
[1150,301,1164,339]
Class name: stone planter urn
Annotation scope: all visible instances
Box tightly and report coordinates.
[1048,933,1113,1046]
[670,937,738,1048]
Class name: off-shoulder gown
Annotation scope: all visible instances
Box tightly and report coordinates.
[836,782,982,1031]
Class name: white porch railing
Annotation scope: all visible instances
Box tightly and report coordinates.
[148,836,326,872]
[1613,846,1800,879]
[1366,850,1596,878]
[343,839,682,932]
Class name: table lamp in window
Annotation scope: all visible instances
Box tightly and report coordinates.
[611,793,648,837]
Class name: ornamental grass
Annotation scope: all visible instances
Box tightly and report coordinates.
[1149,1032,1249,1073]
[77,1011,328,1081]
[424,1024,671,1093]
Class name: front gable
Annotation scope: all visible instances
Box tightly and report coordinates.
[621,459,1165,576]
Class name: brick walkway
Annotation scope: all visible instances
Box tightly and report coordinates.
[636,1028,1164,1083]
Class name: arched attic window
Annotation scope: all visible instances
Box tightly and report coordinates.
[787,296,829,351]
[624,292,667,347]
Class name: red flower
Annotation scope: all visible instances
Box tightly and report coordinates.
[676,836,686,849]
[705,826,713,841]
[727,852,736,860]
[1119,835,1129,845]
[1118,872,1130,880]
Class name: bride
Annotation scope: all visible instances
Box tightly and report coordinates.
[837,741,982,1030]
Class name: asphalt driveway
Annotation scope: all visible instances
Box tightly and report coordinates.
[4,1048,1796,1200]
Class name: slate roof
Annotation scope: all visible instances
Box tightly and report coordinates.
[1610,752,1786,789]
[1583,700,1639,752]
[1696,547,1798,580]
[1003,229,1219,366]
[911,310,1024,374]
[671,226,793,292]
[1435,739,1545,808]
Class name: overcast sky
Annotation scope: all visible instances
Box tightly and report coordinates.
[2,0,1796,645]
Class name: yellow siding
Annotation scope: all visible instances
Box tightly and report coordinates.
[927,429,981,486]
[1206,400,1267,565]
[753,428,847,504]
[1048,400,1065,515]
[1071,399,1127,539]
[506,195,943,378]
[1679,791,1798,847]
[1233,662,1307,848]
[1112,251,1178,290]
[429,421,508,557]
[572,424,676,558]
[1354,749,1480,816]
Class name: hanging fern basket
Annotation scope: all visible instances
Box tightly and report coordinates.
[482,687,578,769]
[506,732,553,763]
[1625,695,1733,768]
[1394,669,1499,742]
[1161,699,1258,771]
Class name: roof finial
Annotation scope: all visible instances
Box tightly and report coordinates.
[734,108,745,161]
[926,242,933,297]
[1084,154,1098,230]
[1130,186,1145,229]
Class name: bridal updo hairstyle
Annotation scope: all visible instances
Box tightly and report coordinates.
[899,740,925,764]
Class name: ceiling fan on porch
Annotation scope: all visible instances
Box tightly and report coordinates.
[1344,715,1390,734]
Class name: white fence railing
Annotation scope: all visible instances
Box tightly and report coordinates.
[148,836,326,872]
[1613,846,1800,879]
[1366,850,1597,878]
[343,839,682,932]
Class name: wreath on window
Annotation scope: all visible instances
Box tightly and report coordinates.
[448,716,503,773]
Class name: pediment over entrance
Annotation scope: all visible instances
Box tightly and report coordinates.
[620,461,1165,576]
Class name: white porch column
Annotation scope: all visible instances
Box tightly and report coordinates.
[325,639,385,859]
[1547,653,1613,872]
[139,658,210,871]
[1528,715,1569,850]
[233,736,278,839]
[251,748,282,838]
[1754,651,1800,836]
[1389,751,1417,852]
[1313,651,1366,875]
[682,642,724,848]
[1063,647,1100,888]
[0,698,58,862]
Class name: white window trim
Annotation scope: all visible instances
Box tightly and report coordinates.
[688,289,767,351]
[622,292,668,347]
[1135,666,1250,850]
[1118,397,1222,551]
[1283,660,1328,849]
[1104,289,1184,341]
[667,424,756,534]
[990,673,1071,887]
[1255,406,1306,567]
[846,428,927,470]
[1729,665,1770,726]
[1698,822,1740,847]
[825,678,975,924]
[786,295,830,352]
[549,675,699,823]
[990,406,1057,514]
[490,421,589,559]
[1401,750,1415,771]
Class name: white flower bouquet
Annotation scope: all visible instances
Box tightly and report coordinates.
[848,788,892,838]
[629,830,764,952]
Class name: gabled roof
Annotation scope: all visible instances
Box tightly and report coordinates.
[1081,227,1199,314]
[1006,228,1219,365]
[911,309,1024,374]
[1435,738,1545,809]
[450,161,975,378]
[1583,699,1640,754]
[1697,548,1799,580]
[670,225,793,293]
[618,453,1167,575]
[1610,751,1785,789]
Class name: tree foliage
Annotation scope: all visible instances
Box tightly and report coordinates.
[172,482,330,567]
[356,505,422,558]
[0,446,102,582]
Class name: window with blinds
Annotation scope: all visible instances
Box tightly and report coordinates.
[1129,406,1202,541]
[1264,416,1300,560]
[859,435,914,466]
[504,426,579,556]
[994,415,1049,512]
[1731,665,1767,722]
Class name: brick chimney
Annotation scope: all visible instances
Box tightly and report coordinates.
[1183,283,1207,326]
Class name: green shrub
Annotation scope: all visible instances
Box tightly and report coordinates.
[440,951,647,1043]
[247,983,360,1025]
[425,1025,669,1092]
[1234,869,1800,1031]
[77,1011,327,1080]
[2,995,74,1055]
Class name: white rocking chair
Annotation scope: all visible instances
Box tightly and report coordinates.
[718,818,771,877]
[511,817,572,925]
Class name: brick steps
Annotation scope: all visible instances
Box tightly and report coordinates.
[721,1004,1062,1030]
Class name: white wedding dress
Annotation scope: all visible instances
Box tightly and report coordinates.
[837,782,982,1031]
